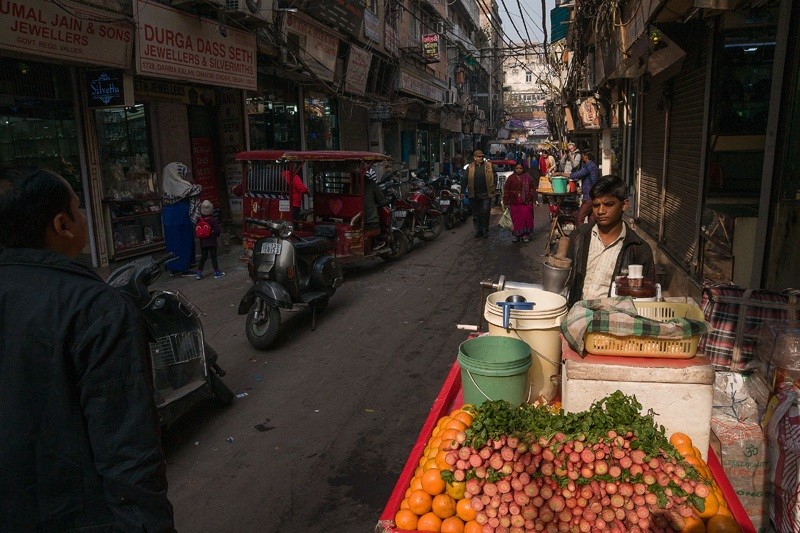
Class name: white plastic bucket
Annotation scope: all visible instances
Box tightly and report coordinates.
[484,288,568,402]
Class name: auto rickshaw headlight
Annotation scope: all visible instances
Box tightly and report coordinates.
[279,222,294,239]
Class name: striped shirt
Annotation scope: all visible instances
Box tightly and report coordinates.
[582,223,627,300]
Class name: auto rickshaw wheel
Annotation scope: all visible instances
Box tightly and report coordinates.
[245,302,281,350]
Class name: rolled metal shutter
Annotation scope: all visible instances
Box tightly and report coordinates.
[339,101,370,151]
[637,77,667,237]
[663,22,709,271]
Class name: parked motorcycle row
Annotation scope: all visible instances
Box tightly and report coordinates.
[104,152,475,428]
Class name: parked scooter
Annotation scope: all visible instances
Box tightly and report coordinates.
[380,175,444,243]
[239,218,344,349]
[107,254,234,428]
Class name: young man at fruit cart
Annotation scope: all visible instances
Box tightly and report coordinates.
[464,149,496,238]
[0,168,175,531]
[565,175,654,307]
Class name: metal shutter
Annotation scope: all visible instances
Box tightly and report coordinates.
[663,22,709,272]
[339,101,370,151]
[638,77,667,237]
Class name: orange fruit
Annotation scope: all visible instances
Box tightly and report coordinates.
[422,469,446,495]
[670,432,693,448]
[408,489,433,515]
[417,511,443,532]
[432,493,456,519]
[464,520,482,533]
[692,445,703,458]
[676,443,696,457]
[445,419,468,433]
[435,450,451,471]
[439,429,460,449]
[441,515,465,533]
[424,458,439,471]
[400,498,410,510]
[706,514,741,533]
[395,509,419,530]
[415,465,424,477]
[681,513,706,533]
[451,410,474,427]
[446,481,466,500]
[456,497,477,521]
[437,416,453,430]
[410,476,424,493]
[429,436,443,449]
[696,492,720,520]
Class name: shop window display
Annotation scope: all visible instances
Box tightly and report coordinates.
[94,104,162,259]
[304,95,339,150]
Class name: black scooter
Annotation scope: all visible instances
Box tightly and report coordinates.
[239,219,343,350]
[107,254,234,428]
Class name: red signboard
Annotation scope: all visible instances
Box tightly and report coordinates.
[190,136,219,206]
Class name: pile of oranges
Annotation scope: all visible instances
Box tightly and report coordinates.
[669,432,741,533]
[394,406,479,533]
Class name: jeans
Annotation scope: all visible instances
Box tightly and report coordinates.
[472,196,492,236]
[198,246,219,272]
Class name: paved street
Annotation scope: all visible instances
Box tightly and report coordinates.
[153,206,553,532]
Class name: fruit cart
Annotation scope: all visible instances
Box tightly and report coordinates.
[376,359,756,533]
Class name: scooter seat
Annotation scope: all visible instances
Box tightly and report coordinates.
[294,236,331,255]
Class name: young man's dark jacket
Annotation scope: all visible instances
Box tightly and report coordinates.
[566,221,655,307]
[0,247,174,532]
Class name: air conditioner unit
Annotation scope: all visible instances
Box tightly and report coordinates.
[225,0,273,23]
[280,48,302,71]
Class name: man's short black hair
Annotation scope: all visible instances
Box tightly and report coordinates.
[584,151,595,161]
[589,174,628,202]
[0,167,74,248]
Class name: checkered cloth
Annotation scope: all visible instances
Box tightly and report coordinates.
[699,285,800,371]
[561,297,709,354]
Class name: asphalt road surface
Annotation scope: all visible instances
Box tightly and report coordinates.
[157,205,552,532]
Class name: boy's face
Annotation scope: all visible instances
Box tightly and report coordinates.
[591,194,627,231]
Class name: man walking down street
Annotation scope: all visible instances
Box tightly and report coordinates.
[0,168,175,531]
[464,149,496,238]
[569,151,600,227]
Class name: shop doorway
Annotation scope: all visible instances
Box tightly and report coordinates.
[188,105,221,207]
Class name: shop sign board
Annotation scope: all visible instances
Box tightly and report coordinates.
[0,0,133,68]
[344,46,371,96]
[86,69,133,108]
[283,13,338,83]
[134,0,256,91]
[133,78,216,106]
[190,136,220,206]
[363,9,380,43]
[384,25,398,58]
[219,89,245,221]
[421,34,440,63]
[397,70,443,102]
[301,0,365,38]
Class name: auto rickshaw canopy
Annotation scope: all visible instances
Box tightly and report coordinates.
[236,150,393,163]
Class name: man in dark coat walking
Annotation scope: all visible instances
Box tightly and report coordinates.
[0,168,174,531]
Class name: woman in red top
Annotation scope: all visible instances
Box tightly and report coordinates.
[502,163,537,243]
[282,170,310,219]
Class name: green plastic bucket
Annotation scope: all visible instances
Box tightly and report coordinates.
[458,336,532,406]
[551,177,568,194]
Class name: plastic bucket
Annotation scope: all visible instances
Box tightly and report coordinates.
[484,289,568,402]
[458,336,532,406]
[551,177,568,194]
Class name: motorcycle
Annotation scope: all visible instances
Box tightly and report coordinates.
[107,254,234,428]
[238,218,344,350]
[379,175,443,243]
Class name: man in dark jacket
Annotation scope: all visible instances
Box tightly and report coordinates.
[566,175,654,307]
[464,149,496,238]
[0,168,174,531]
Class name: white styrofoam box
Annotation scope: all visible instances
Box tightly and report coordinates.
[561,350,715,460]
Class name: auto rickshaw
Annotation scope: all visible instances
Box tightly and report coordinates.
[236,150,410,263]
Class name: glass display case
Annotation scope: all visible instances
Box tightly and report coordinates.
[94,105,163,259]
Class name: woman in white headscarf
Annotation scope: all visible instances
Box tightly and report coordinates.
[161,162,202,275]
